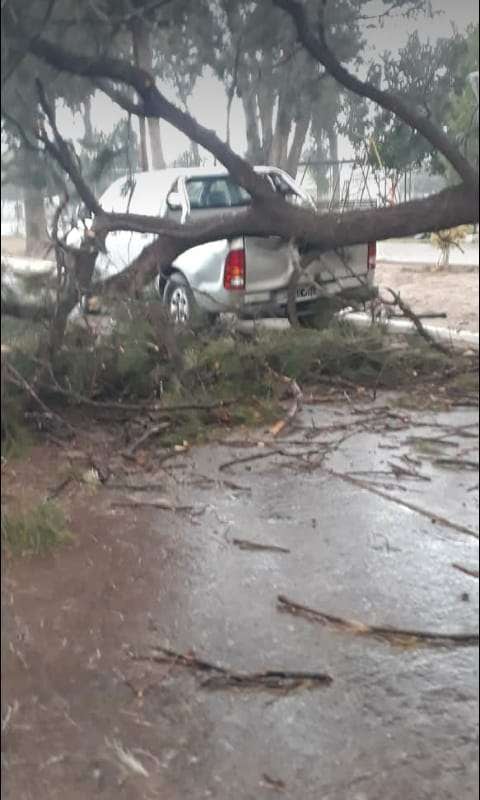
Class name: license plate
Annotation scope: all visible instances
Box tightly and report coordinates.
[296,285,318,301]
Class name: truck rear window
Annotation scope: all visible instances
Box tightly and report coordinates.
[186,177,251,209]
[185,173,303,210]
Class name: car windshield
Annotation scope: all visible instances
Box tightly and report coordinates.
[186,177,251,209]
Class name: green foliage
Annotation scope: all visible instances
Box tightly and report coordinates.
[1,502,71,557]
[443,24,479,181]
[346,23,479,175]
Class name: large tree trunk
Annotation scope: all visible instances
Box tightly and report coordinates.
[147,117,166,170]
[131,19,165,170]
[327,127,341,206]
[24,187,47,255]
[257,55,275,160]
[240,83,263,164]
[287,114,310,178]
[23,137,47,257]
[83,94,94,144]
[270,91,292,170]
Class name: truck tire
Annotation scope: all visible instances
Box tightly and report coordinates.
[164,273,218,328]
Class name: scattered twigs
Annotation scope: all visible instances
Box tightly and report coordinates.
[46,475,74,501]
[122,423,170,459]
[220,449,283,472]
[387,461,431,482]
[232,539,291,555]
[4,361,75,436]
[385,289,451,355]
[111,498,197,515]
[202,670,332,692]
[435,458,480,472]
[328,469,479,539]
[278,596,479,648]
[133,646,332,692]
[452,564,480,579]
[261,774,287,792]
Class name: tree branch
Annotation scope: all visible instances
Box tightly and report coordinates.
[98,183,478,296]
[273,0,479,190]
[35,78,102,216]
[25,33,276,202]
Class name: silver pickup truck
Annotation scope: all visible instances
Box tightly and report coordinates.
[91,166,377,326]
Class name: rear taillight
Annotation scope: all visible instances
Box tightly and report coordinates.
[368,241,377,271]
[224,249,246,291]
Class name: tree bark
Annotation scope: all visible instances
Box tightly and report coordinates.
[23,135,47,256]
[287,114,310,178]
[270,89,292,170]
[147,116,166,169]
[24,186,47,255]
[241,83,263,164]
[327,126,341,206]
[83,94,94,144]
[131,19,166,170]
[257,55,275,160]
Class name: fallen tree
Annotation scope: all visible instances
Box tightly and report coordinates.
[2,1,478,306]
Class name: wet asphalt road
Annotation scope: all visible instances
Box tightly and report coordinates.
[2,401,479,799]
[149,403,479,800]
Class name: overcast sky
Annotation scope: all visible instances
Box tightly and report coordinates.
[58,0,479,168]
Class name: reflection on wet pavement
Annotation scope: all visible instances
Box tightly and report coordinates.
[2,401,479,799]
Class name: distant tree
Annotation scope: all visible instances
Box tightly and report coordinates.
[344,25,477,178]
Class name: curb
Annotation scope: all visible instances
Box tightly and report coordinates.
[344,312,479,351]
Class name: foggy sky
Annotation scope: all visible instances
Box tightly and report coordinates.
[57,0,479,165]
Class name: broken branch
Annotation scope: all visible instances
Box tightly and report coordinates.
[278,596,479,648]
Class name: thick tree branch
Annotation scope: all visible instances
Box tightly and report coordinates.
[25,34,275,202]
[99,183,478,296]
[273,0,479,190]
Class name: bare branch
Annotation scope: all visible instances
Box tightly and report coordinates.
[273,0,479,190]
[25,33,276,202]
[35,78,102,216]
[2,0,58,84]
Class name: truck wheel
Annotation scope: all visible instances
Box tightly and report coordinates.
[163,273,218,328]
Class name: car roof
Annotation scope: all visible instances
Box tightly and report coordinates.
[99,166,287,215]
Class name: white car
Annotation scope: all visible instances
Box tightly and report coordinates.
[88,166,377,326]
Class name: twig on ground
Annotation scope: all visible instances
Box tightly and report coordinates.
[111,498,196,514]
[387,461,431,482]
[46,475,74,500]
[452,563,480,579]
[133,646,332,692]
[434,458,480,471]
[232,538,290,554]
[122,423,170,459]
[328,470,479,539]
[220,449,283,472]
[5,362,75,436]
[270,375,304,438]
[278,596,479,648]
[261,774,287,792]
[385,289,451,355]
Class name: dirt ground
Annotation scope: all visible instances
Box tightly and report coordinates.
[1,397,479,799]
[376,262,479,332]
